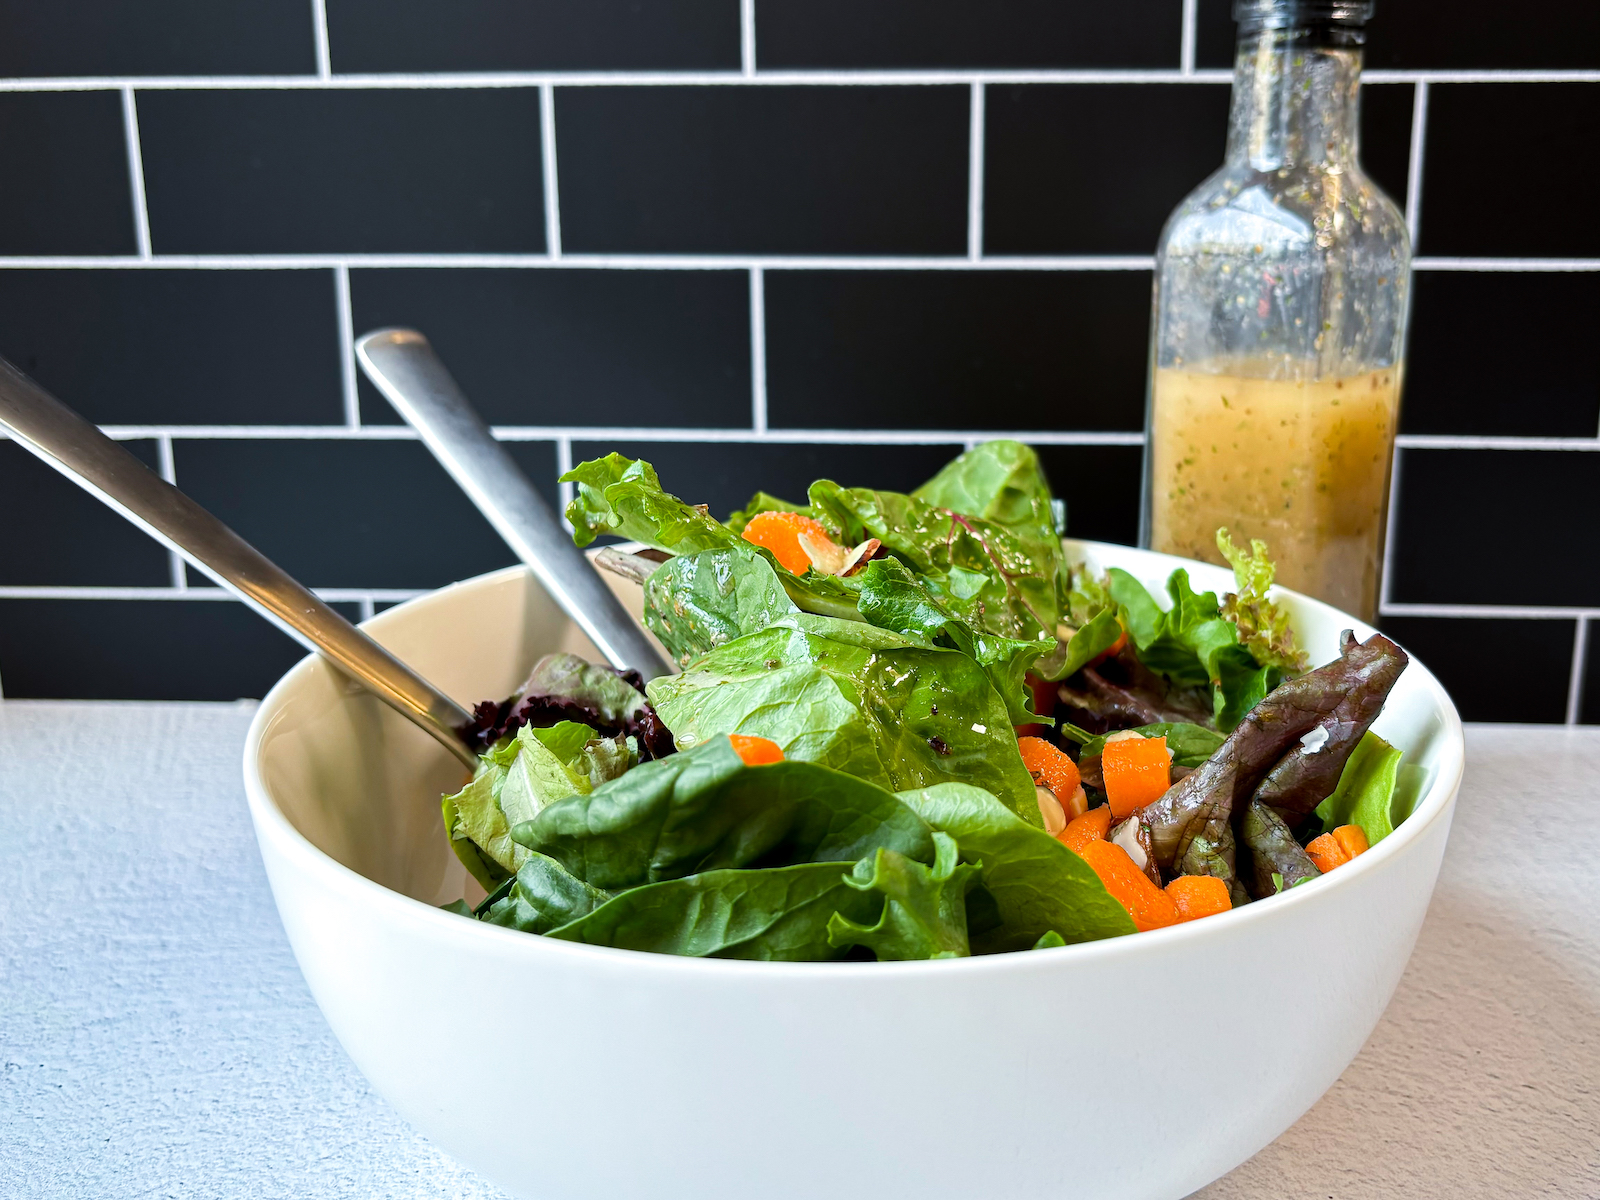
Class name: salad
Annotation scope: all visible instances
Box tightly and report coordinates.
[439,441,1412,960]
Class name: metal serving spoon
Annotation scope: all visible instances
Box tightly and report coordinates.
[354,328,674,681]
[0,355,481,770]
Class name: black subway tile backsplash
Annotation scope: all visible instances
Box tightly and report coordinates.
[984,84,1231,256]
[0,92,135,255]
[1388,449,1600,608]
[1380,615,1575,724]
[137,88,546,254]
[0,598,360,701]
[1036,444,1145,547]
[1422,85,1600,258]
[556,85,970,255]
[0,440,170,586]
[0,269,343,425]
[756,0,1182,70]
[172,439,554,589]
[0,0,315,77]
[1359,83,1414,213]
[326,0,739,72]
[1402,271,1600,438]
[350,268,751,427]
[764,269,1150,432]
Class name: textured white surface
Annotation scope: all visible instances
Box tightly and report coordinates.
[0,702,1594,1198]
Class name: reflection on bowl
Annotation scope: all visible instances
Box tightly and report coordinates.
[243,540,1462,1200]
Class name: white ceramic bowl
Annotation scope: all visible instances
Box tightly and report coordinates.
[243,540,1463,1200]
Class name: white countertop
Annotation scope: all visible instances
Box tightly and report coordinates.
[1,701,1595,1198]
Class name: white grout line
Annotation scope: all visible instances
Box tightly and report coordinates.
[310,0,332,79]
[748,267,768,433]
[155,435,186,590]
[119,88,153,258]
[740,0,757,77]
[1404,80,1429,249]
[966,82,985,262]
[1378,445,1402,609]
[1395,433,1600,451]
[539,83,562,259]
[1380,602,1600,620]
[1,67,1597,91]
[334,264,359,427]
[1566,618,1590,724]
[1413,257,1600,272]
[1180,0,1198,75]
[0,585,427,602]
[358,596,376,622]
[555,435,574,532]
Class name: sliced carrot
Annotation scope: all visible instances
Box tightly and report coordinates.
[1080,840,1178,932]
[1059,804,1112,853]
[1166,874,1232,923]
[1102,733,1172,819]
[728,734,784,766]
[1017,736,1082,807]
[1333,824,1370,860]
[1305,832,1351,873]
[741,510,839,575]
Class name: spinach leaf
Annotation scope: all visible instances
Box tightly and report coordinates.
[896,782,1136,949]
[545,861,881,961]
[856,556,1048,725]
[1031,930,1067,950]
[481,851,612,935]
[563,452,739,554]
[912,440,1057,536]
[1077,722,1225,768]
[827,832,980,960]
[512,735,936,891]
[646,615,1039,820]
[1058,607,1125,681]
[1314,731,1404,846]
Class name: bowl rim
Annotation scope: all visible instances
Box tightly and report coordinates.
[242,540,1465,981]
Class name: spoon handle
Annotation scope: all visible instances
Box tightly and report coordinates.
[0,355,479,770]
[355,328,675,682]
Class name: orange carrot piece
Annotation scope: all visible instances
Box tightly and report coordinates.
[728,734,784,766]
[1059,805,1112,853]
[1017,736,1082,805]
[741,510,838,575]
[1332,824,1370,860]
[1080,840,1178,932]
[1165,875,1232,923]
[1305,832,1352,873]
[1102,734,1172,819]
[1087,629,1129,668]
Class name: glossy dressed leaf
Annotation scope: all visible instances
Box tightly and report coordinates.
[1314,731,1404,846]
[647,615,1039,820]
[513,735,936,891]
[911,440,1056,533]
[1058,607,1124,680]
[827,832,980,960]
[545,860,881,961]
[562,452,740,554]
[726,491,816,534]
[896,782,1136,950]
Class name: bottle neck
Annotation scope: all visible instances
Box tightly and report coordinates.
[1225,26,1363,173]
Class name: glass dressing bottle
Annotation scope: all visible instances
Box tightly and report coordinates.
[1143,0,1408,621]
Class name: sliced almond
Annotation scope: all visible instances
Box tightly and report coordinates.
[839,538,882,577]
[1036,785,1067,836]
[796,527,848,576]
[1060,783,1089,821]
[1110,818,1148,869]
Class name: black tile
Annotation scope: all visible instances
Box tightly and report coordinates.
[0,440,170,586]
[556,86,969,256]
[570,439,965,523]
[756,0,1182,69]
[0,269,343,426]
[984,84,1231,256]
[0,92,135,255]
[326,0,738,72]
[1401,272,1600,438]
[0,597,360,701]
[1388,450,1600,608]
[172,439,560,589]
[1581,625,1600,725]
[0,0,315,76]
[1378,615,1574,724]
[764,270,1150,432]
[350,268,751,427]
[138,89,545,254]
[1422,85,1600,258]
[1035,443,1144,547]
[1197,0,1600,70]
[1361,82,1413,213]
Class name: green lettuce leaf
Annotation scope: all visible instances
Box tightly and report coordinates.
[1216,528,1310,675]
[895,782,1136,950]
[826,832,981,960]
[1075,722,1225,768]
[1314,731,1404,846]
[726,490,815,533]
[511,735,937,891]
[646,613,1040,821]
[1031,930,1067,950]
[1058,607,1124,679]
[480,851,612,935]
[912,440,1057,534]
[545,860,882,960]
[562,453,740,554]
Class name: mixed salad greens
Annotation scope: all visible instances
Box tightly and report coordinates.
[439,441,1416,959]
